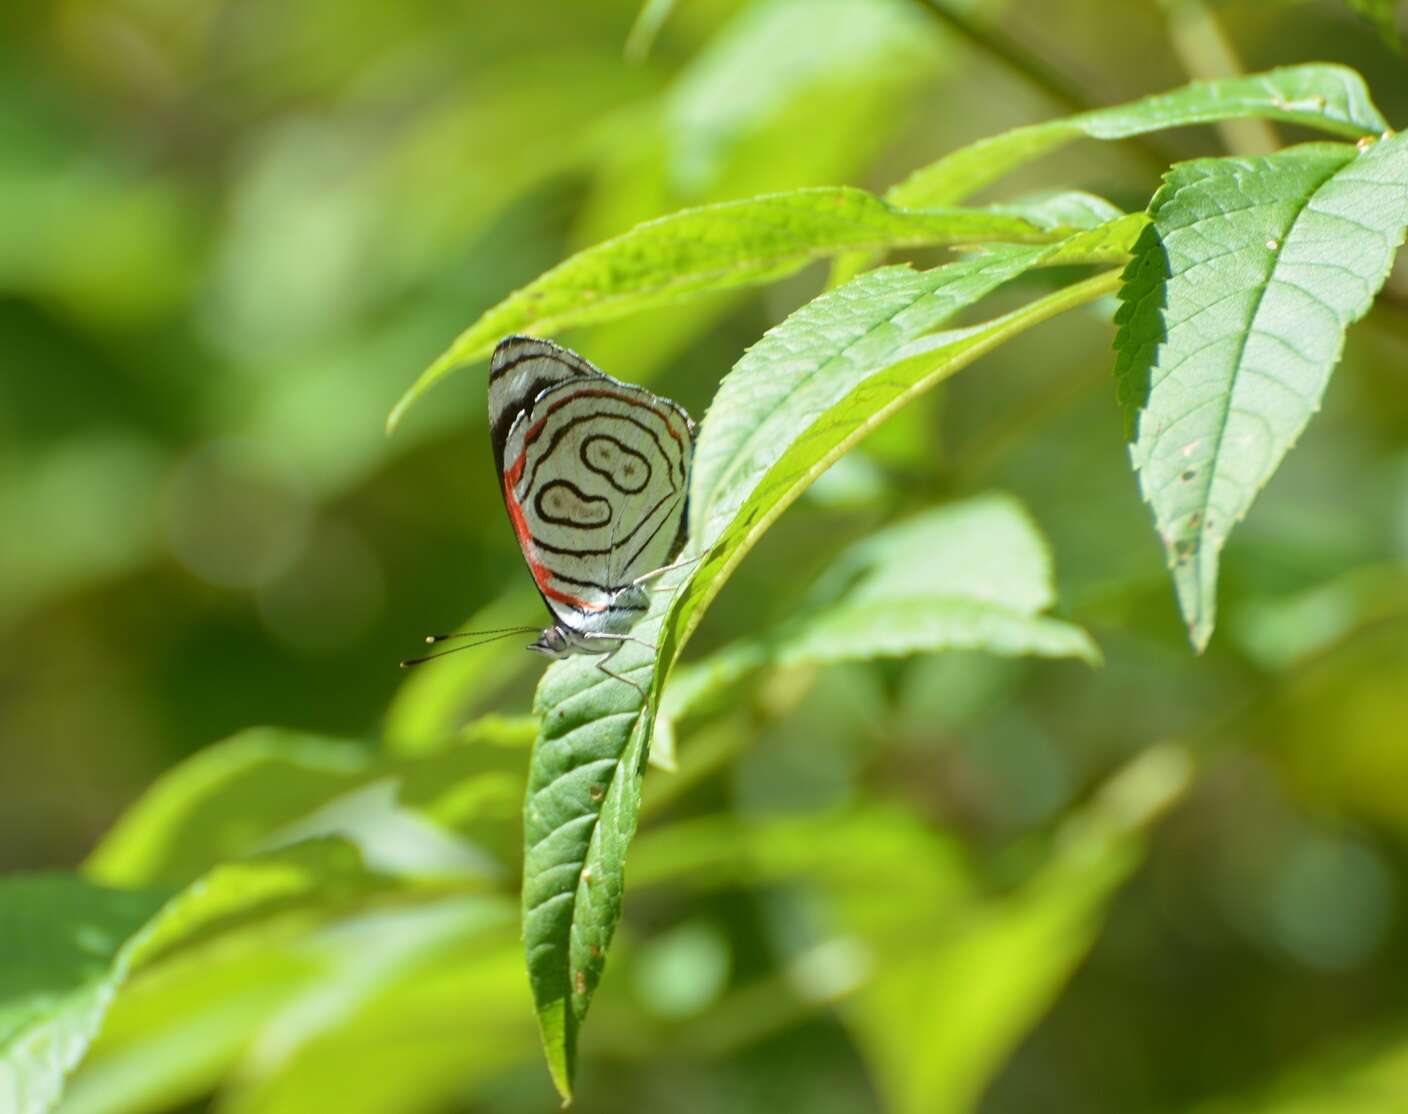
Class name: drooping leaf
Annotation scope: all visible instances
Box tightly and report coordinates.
[891,64,1388,208]
[520,224,1133,1097]
[388,188,1072,429]
[1115,135,1408,649]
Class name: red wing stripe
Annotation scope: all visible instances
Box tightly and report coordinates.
[502,454,605,613]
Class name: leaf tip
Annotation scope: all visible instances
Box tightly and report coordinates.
[385,397,408,436]
[1184,605,1214,655]
[536,1004,575,1103]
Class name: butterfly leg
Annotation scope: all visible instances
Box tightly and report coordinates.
[592,638,648,699]
[633,553,703,587]
[592,631,657,652]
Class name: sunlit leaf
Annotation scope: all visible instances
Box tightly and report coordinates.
[771,494,1099,666]
[1115,135,1408,649]
[829,65,1389,286]
[657,494,1097,737]
[216,900,521,1114]
[988,190,1126,231]
[388,188,1073,429]
[891,64,1388,207]
[59,895,521,1114]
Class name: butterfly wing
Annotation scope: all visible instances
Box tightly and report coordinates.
[490,336,694,633]
[488,335,595,479]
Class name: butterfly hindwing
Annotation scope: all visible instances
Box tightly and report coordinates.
[489,336,695,634]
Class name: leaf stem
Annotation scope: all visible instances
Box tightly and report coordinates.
[903,0,1172,174]
[1163,0,1280,155]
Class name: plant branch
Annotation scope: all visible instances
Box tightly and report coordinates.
[904,0,1173,175]
[1163,0,1280,154]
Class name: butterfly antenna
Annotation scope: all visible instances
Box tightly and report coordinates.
[400,627,537,668]
[422,626,540,643]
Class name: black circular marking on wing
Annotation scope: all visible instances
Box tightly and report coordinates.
[534,480,612,528]
[522,410,677,497]
[581,435,651,494]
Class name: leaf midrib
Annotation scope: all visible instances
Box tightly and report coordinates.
[1167,155,1350,575]
[692,251,1041,533]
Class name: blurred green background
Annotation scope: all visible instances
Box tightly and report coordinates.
[5,1,1408,1111]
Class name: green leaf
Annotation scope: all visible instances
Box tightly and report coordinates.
[521,228,1131,1097]
[57,932,327,1114]
[1,842,394,1114]
[656,494,1098,741]
[1114,135,1408,650]
[86,730,371,887]
[88,726,532,889]
[60,895,522,1114]
[890,65,1388,208]
[215,900,521,1114]
[771,494,1099,667]
[987,190,1126,231]
[0,876,165,1114]
[387,188,1071,430]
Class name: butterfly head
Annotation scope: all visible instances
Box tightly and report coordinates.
[527,625,574,659]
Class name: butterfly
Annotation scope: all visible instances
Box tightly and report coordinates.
[405,336,697,694]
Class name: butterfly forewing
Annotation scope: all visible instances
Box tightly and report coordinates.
[488,336,594,478]
[489,336,694,633]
